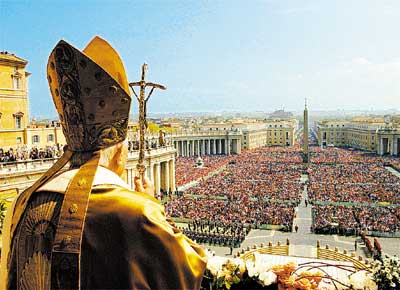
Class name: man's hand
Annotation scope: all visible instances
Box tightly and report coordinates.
[134,175,155,197]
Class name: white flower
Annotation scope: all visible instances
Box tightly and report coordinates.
[246,261,259,278]
[336,275,350,290]
[318,279,335,290]
[207,256,228,276]
[258,271,277,286]
[349,271,377,290]
[233,258,246,274]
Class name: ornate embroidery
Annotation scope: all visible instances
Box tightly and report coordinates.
[20,252,51,290]
[54,43,86,151]
[16,192,63,290]
[49,41,131,152]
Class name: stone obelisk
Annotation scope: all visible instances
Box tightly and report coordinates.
[303,99,309,163]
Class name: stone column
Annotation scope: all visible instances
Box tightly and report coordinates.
[201,139,205,156]
[379,137,384,155]
[207,139,211,155]
[391,136,396,155]
[154,163,161,195]
[394,137,398,156]
[213,139,216,155]
[186,140,189,157]
[217,139,221,154]
[175,141,180,156]
[227,139,231,155]
[197,140,200,156]
[164,161,170,193]
[148,161,154,183]
[169,159,176,192]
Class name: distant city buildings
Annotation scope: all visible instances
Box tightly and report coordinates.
[268,109,293,119]
[0,52,297,154]
[317,116,400,155]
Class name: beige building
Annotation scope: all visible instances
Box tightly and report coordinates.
[171,129,242,156]
[0,51,30,147]
[170,119,298,154]
[316,116,400,155]
[0,51,66,149]
[242,120,297,149]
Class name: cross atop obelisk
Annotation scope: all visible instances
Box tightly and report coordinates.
[129,64,166,179]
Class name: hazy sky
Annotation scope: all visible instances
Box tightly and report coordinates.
[1,0,400,118]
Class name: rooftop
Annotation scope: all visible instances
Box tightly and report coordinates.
[0,51,28,66]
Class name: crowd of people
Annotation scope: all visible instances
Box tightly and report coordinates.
[309,147,400,234]
[166,197,297,231]
[175,155,233,187]
[181,219,247,248]
[312,204,400,234]
[185,161,303,201]
[0,145,63,163]
[167,148,305,235]
[171,146,400,237]
[4,140,400,236]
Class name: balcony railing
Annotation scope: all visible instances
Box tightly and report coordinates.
[0,158,58,174]
[0,146,176,175]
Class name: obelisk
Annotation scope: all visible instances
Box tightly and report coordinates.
[303,99,309,163]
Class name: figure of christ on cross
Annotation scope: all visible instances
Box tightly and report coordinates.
[129,63,166,180]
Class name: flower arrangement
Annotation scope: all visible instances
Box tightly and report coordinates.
[371,254,399,289]
[202,251,378,290]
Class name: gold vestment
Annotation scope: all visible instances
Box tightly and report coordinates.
[1,167,206,289]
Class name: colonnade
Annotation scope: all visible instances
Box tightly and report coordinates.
[378,135,400,156]
[125,158,175,195]
[174,138,233,157]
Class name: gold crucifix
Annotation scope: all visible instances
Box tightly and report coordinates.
[129,63,166,179]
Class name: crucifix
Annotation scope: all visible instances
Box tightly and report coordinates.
[129,63,166,179]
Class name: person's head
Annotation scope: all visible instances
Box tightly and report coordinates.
[99,140,128,176]
[69,139,128,176]
[47,36,132,177]
[47,37,131,154]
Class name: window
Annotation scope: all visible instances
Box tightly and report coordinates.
[32,135,40,143]
[48,134,54,142]
[15,116,22,129]
[13,77,20,89]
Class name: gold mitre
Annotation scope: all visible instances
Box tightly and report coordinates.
[47,36,131,152]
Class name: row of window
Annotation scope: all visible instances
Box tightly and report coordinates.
[32,134,55,143]
[14,134,55,144]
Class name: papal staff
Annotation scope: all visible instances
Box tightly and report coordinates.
[129,64,166,179]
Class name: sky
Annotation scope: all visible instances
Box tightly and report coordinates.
[1,0,400,118]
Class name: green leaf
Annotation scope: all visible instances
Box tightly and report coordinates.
[232,275,241,284]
